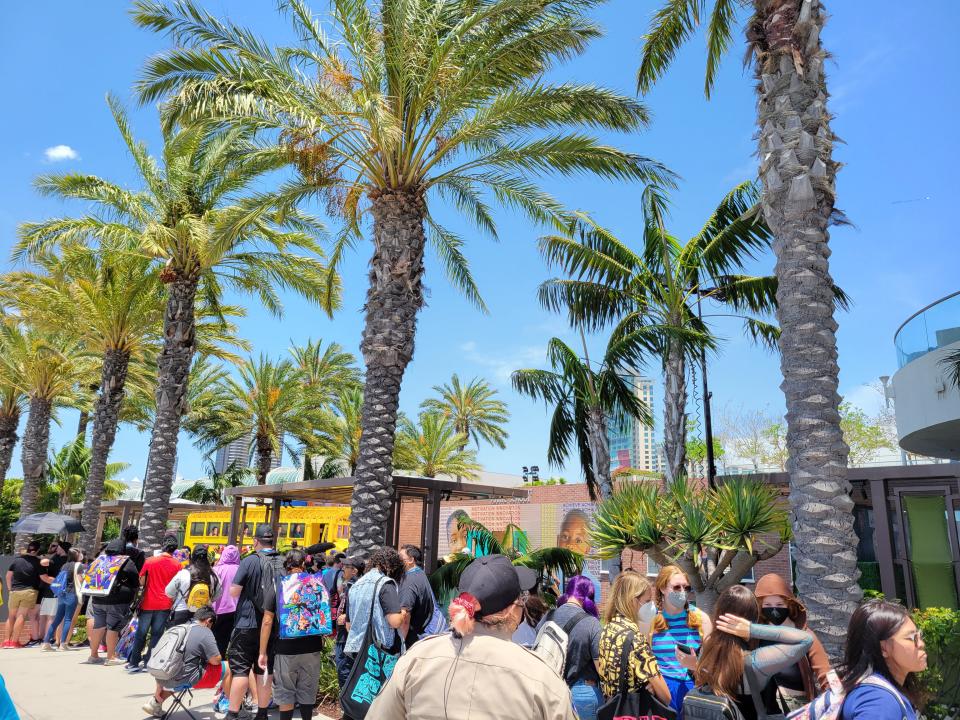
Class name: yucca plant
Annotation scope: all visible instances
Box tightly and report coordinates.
[591,477,790,611]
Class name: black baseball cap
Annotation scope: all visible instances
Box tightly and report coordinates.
[342,556,365,570]
[458,554,537,618]
[254,525,275,541]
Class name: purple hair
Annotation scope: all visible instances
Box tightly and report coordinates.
[558,575,599,618]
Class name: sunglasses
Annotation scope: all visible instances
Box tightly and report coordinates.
[670,584,692,592]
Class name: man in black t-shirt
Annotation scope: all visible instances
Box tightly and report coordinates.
[3,541,52,648]
[398,544,435,648]
[83,538,141,665]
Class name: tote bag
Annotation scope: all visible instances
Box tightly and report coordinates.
[339,579,401,719]
[599,633,677,720]
[79,555,130,597]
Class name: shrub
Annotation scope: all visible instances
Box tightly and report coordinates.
[914,607,960,720]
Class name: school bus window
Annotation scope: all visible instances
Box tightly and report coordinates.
[279,524,288,538]
[207,522,221,536]
[242,522,254,536]
[221,522,230,536]
[190,522,205,536]
[289,523,305,539]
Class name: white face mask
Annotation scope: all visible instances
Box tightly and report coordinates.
[637,601,658,624]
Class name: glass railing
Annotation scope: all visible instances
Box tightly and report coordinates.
[895,290,960,368]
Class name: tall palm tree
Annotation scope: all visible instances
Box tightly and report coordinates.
[133,0,671,555]
[634,0,859,656]
[539,183,781,482]
[290,339,361,405]
[421,374,509,451]
[46,436,129,514]
[329,387,364,476]
[512,333,652,500]
[191,355,335,485]
[393,413,482,480]
[0,381,26,494]
[0,324,95,551]
[179,460,253,505]
[16,99,338,550]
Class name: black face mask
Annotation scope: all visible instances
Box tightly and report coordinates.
[762,606,790,625]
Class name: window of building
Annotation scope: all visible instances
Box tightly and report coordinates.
[646,556,661,576]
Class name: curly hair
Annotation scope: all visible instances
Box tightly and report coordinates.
[369,547,404,581]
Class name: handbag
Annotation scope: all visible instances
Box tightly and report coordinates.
[339,578,401,719]
[599,632,677,720]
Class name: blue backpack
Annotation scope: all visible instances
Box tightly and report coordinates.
[50,567,71,599]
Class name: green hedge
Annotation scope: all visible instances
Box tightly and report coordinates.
[914,607,960,720]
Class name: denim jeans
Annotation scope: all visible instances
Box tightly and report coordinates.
[43,595,78,645]
[128,609,169,666]
[333,641,353,689]
[665,676,695,720]
[570,681,603,720]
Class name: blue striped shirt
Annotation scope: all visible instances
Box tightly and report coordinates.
[651,609,702,680]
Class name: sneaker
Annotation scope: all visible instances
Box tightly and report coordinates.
[215,696,230,714]
[1,641,17,650]
[104,657,126,666]
[57,645,72,652]
[142,698,164,717]
[22,639,40,648]
[81,655,106,665]
[41,643,55,652]
[126,664,145,674]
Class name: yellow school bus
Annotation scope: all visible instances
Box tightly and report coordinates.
[183,505,351,553]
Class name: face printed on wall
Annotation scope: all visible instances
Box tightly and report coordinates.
[556,510,591,555]
[447,511,471,555]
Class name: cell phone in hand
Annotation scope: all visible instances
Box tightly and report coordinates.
[676,643,697,656]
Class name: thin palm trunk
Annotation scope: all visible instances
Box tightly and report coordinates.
[585,407,613,499]
[77,410,90,440]
[755,0,859,659]
[140,276,198,550]
[14,397,52,552]
[255,433,272,485]
[78,349,130,556]
[350,189,426,557]
[663,342,687,482]
[0,409,20,493]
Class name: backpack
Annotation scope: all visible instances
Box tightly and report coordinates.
[786,672,909,720]
[79,554,130,597]
[51,567,71,599]
[275,571,332,639]
[421,579,447,636]
[147,622,193,681]
[324,568,343,630]
[252,550,284,614]
[186,579,211,611]
[683,686,747,720]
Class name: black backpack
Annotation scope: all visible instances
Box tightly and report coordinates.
[684,686,747,720]
[251,550,284,614]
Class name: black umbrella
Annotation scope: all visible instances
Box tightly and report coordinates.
[11,512,85,535]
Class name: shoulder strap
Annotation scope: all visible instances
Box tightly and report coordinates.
[859,676,910,720]
[560,607,590,636]
[617,630,636,696]
[744,662,770,720]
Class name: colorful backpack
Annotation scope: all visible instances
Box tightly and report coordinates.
[275,571,332,639]
[786,672,908,720]
[79,554,130,597]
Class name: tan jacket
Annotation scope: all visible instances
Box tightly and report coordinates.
[367,632,576,720]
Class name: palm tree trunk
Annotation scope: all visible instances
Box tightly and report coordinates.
[350,188,426,558]
[140,276,198,550]
[78,349,130,557]
[585,406,613,499]
[255,434,273,485]
[0,409,20,493]
[663,342,687,482]
[14,396,52,552]
[754,0,860,660]
[77,410,90,440]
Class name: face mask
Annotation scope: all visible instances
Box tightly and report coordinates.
[666,590,687,609]
[762,607,789,625]
[637,601,658,624]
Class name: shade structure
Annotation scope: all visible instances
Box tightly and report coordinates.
[11,512,85,534]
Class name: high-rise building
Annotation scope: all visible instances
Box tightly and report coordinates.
[607,374,657,472]
[213,433,283,474]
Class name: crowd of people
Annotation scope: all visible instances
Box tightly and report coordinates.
[4,533,931,720]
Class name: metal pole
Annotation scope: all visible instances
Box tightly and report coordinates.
[697,297,717,489]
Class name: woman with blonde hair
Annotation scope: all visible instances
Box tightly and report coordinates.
[651,565,713,718]
[598,571,671,705]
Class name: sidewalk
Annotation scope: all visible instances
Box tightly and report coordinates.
[0,646,336,720]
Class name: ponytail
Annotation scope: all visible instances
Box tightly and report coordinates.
[449,592,479,637]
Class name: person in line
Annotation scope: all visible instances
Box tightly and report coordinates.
[753,573,831,705]
[598,571,671,705]
[693,585,814,720]
[142,605,223,717]
[36,541,68,645]
[398,544,434,648]
[121,525,146,572]
[224,525,281,720]
[41,547,83,652]
[83,536,141,665]
[512,590,548,647]
[651,565,713,717]
[343,547,404,659]
[211,544,242,716]
[166,545,222,626]
[258,550,324,720]
[3,541,53,649]
[322,553,344,643]
[368,554,576,719]
[333,556,363,690]
[840,600,928,720]
[126,535,182,672]
[538,575,603,720]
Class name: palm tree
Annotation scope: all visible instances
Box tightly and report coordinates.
[179,460,253,505]
[0,324,94,551]
[0,381,26,494]
[512,334,651,500]
[393,413,481,480]
[47,436,128,514]
[421,374,509,451]
[329,387,363,476]
[290,339,361,405]
[539,183,780,482]
[191,355,335,485]
[133,0,671,556]
[16,99,338,550]
[635,0,859,655]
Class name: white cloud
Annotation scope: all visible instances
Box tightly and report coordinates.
[44,144,79,162]
[459,340,477,352]
[461,341,548,384]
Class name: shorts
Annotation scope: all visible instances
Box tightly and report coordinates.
[39,598,59,617]
[227,627,273,676]
[91,601,129,632]
[7,589,38,613]
[273,652,323,706]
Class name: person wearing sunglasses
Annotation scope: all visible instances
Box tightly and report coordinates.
[840,600,927,720]
[650,565,713,719]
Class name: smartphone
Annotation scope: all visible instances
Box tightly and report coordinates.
[676,643,697,656]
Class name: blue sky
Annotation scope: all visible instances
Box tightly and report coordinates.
[1,1,958,485]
